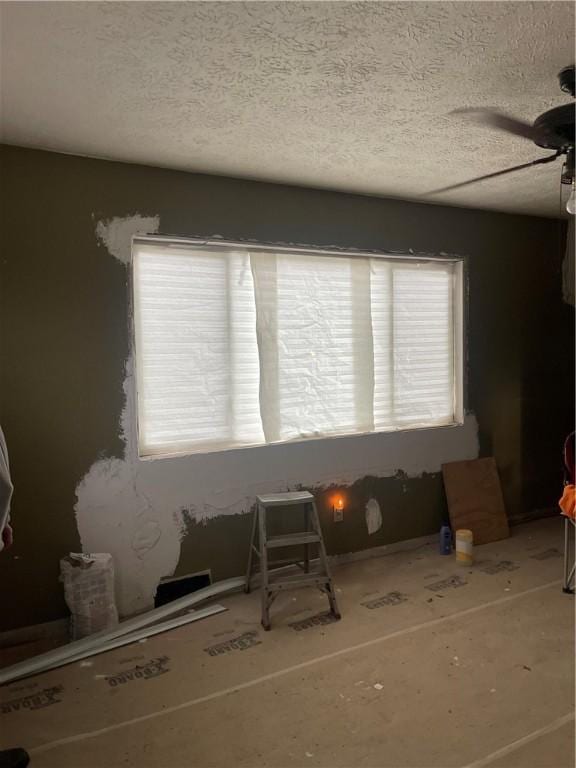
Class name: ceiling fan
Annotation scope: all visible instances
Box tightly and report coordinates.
[429,65,575,214]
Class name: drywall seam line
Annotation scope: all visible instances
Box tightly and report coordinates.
[462,711,575,768]
[30,579,561,756]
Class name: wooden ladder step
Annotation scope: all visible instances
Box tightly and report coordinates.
[265,532,321,549]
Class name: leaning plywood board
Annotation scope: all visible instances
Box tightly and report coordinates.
[442,457,509,545]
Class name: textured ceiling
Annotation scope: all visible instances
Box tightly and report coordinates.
[1,1,574,216]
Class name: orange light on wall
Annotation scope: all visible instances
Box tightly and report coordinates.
[332,494,345,521]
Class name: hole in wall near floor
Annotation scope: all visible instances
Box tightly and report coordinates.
[154,570,212,608]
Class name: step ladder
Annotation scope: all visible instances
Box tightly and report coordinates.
[245,491,341,630]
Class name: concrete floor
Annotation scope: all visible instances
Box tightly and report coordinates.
[0,517,573,768]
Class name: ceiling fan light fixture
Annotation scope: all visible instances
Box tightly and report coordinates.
[567,183,576,215]
[562,148,575,214]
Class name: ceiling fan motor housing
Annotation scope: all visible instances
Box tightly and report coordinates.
[533,103,575,150]
[533,67,575,151]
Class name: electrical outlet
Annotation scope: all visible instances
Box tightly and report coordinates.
[333,507,344,523]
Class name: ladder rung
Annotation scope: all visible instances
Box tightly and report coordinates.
[267,558,307,568]
[267,572,329,591]
[265,532,321,549]
[257,491,314,507]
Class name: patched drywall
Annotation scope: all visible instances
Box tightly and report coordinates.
[75,214,479,617]
[95,215,160,265]
[76,395,480,617]
[2,146,571,632]
[366,498,383,536]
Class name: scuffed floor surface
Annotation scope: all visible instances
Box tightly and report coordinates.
[0,517,573,768]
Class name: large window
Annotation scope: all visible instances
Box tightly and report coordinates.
[133,238,463,457]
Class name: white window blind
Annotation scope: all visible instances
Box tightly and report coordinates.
[133,244,263,455]
[133,240,462,457]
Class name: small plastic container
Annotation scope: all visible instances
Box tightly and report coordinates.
[455,529,474,565]
[439,524,452,555]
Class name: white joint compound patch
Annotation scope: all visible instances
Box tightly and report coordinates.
[76,214,480,617]
[95,214,159,265]
[365,498,382,536]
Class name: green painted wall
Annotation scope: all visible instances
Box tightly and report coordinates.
[0,145,573,630]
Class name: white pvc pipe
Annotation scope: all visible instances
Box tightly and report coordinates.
[0,577,244,685]
[37,604,227,676]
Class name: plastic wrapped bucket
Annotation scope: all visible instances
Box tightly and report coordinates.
[60,553,119,639]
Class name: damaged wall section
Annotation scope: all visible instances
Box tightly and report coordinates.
[74,215,478,616]
[1,146,572,629]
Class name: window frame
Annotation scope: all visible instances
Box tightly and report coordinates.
[131,235,466,460]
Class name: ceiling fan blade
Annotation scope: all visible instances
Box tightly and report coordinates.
[427,152,562,196]
[451,107,537,142]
